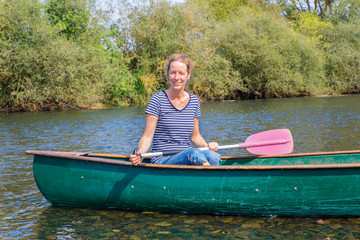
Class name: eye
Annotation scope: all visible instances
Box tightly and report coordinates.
[169,71,187,76]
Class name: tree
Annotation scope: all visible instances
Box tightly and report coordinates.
[0,0,135,111]
[275,0,360,20]
[189,0,249,21]
[45,0,91,39]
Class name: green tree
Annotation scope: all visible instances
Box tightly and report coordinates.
[274,0,360,20]
[1,0,359,111]
[320,18,360,93]
[212,7,326,98]
[290,11,333,49]
[45,0,91,39]
[189,0,249,21]
[122,0,215,98]
[0,0,135,111]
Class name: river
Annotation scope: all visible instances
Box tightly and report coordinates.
[1,95,360,239]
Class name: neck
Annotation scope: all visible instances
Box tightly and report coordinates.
[166,88,186,100]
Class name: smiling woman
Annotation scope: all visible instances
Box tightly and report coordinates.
[166,54,193,103]
[130,54,221,166]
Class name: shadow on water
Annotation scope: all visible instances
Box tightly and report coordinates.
[1,95,360,239]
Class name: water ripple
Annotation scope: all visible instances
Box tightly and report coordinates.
[1,95,360,239]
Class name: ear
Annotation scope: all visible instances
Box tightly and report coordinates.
[187,71,191,80]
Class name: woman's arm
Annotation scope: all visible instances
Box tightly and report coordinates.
[130,114,158,165]
[191,118,218,150]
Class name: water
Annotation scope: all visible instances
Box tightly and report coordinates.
[1,95,360,239]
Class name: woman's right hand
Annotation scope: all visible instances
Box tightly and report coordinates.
[208,142,219,151]
[130,151,143,166]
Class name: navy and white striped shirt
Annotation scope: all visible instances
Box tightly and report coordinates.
[145,90,201,163]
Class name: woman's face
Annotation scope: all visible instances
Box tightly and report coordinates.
[168,61,190,91]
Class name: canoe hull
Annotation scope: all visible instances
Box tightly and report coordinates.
[30,151,360,216]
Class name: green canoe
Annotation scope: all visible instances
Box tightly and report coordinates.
[27,150,360,217]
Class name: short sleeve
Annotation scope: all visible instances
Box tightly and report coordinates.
[145,93,161,117]
[193,95,201,118]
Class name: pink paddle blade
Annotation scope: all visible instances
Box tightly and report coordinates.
[240,129,294,155]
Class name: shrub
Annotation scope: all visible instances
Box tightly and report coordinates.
[0,0,134,111]
[213,7,326,98]
[320,18,360,93]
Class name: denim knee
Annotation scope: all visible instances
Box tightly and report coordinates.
[158,148,208,165]
[203,150,221,166]
[185,148,207,165]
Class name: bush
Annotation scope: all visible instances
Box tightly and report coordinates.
[0,0,134,111]
[1,0,359,111]
[123,0,224,99]
[212,7,326,99]
[320,18,360,93]
[121,1,329,101]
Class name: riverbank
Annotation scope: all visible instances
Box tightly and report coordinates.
[1,93,356,113]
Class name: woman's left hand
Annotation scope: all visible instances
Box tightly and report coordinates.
[208,142,219,151]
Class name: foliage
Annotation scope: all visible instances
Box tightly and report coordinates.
[100,24,139,106]
[213,7,325,99]
[0,0,134,111]
[124,1,327,100]
[327,0,360,23]
[189,0,249,21]
[0,0,359,112]
[291,11,333,42]
[45,0,91,39]
[122,0,217,98]
[274,0,360,20]
[320,18,360,93]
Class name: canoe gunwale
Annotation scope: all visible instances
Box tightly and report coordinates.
[26,150,360,171]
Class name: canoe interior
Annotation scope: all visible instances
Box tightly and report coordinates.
[38,150,360,167]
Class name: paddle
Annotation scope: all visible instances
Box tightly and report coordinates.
[139,129,293,159]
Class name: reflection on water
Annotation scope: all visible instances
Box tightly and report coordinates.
[1,95,360,239]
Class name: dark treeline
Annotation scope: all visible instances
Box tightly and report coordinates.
[0,0,359,111]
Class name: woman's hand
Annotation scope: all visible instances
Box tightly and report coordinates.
[208,142,219,151]
[130,151,143,166]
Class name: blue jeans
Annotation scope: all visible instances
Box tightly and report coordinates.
[153,148,220,166]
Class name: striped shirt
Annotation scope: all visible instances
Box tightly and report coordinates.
[145,90,201,162]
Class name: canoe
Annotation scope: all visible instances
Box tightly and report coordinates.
[27,150,360,217]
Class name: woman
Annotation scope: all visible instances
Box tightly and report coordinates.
[130,54,220,166]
